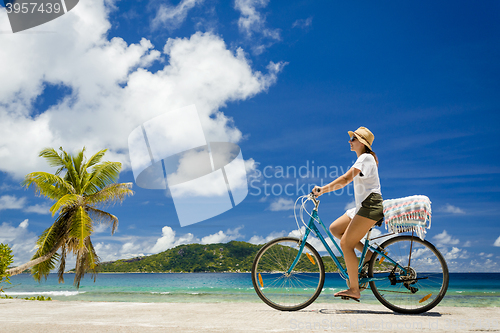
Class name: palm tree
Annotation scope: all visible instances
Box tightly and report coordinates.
[6,147,133,288]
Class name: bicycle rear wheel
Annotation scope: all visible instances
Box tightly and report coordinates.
[252,237,325,311]
[369,235,449,314]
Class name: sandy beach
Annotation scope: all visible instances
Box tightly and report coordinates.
[1,299,499,332]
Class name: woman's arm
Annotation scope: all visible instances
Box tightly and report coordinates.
[314,166,361,196]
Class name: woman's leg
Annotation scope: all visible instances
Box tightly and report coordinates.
[334,215,377,299]
[329,214,351,239]
[329,214,373,261]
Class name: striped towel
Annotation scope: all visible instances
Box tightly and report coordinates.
[382,195,432,240]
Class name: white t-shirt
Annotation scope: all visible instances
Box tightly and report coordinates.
[346,153,382,219]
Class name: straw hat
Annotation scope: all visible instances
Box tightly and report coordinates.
[348,126,374,150]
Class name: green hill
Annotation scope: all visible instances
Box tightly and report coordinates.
[97,241,385,273]
[98,241,262,273]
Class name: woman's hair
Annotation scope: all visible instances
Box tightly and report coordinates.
[364,146,379,166]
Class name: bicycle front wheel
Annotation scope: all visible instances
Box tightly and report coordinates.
[252,237,325,311]
[369,235,449,314]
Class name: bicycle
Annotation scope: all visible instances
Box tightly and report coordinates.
[251,192,449,314]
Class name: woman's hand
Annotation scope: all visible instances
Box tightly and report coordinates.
[312,186,324,197]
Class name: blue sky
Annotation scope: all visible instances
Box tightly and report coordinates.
[0,0,499,272]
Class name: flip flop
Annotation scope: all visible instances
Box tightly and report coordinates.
[334,291,360,302]
[339,295,360,302]
[335,293,360,302]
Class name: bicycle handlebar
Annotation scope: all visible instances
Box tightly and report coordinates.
[308,189,320,210]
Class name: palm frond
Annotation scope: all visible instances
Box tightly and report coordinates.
[39,147,66,168]
[22,172,75,199]
[61,149,82,194]
[31,252,60,282]
[73,147,86,174]
[87,207,119,234]
[73,250,87,288]
[81,171,92,194]
[84,149,107,170]
[73,238,100,288]
[33,214,67,257]
[85,183,134,207]
[68,207,92,254]
[55,166,65,176]
[50,194,81,217]
[30,214,68,281]
[73,148,88,191]
[82,162,122,195]
[65,237,79,258]
[86,238,100,277]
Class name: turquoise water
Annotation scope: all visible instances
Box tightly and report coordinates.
[2,273,499,307]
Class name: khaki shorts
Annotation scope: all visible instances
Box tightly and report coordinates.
[357,192,384,222]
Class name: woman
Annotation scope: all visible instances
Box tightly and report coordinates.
[313,126,383,302]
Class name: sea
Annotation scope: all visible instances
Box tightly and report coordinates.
[2,273,499,307]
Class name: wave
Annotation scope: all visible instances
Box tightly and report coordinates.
[150,292,170,294]
[1,291,84,297]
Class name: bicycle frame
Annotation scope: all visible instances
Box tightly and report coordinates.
[287,199,408,284]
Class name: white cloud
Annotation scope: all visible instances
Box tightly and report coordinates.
[24,204,51,215]
[120,241,146,259]
[19,219,29,229]
[94,242,119,262]
[494,236,500,247]
[200,226,244,244]
[288,227,337,255]
[443,247,460,260]
[234,0,280,54]
[152,0,205,31]
[248,230,286,244]
[292,17,312,29]
[0,195,26,211]
[454,258,500,273]
[0,183,19,191]
[269,198,294,211]
[149,226,197,253]
[93,223,113,234]
[235,0,268,37]
[441,247,469,260]
[433,230,460,247]
[440,204,466,214]
[93,226,244,262]
[0,0,285,180]
[0,220,38,266]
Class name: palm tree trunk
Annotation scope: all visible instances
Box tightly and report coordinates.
[6,246,59,277]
